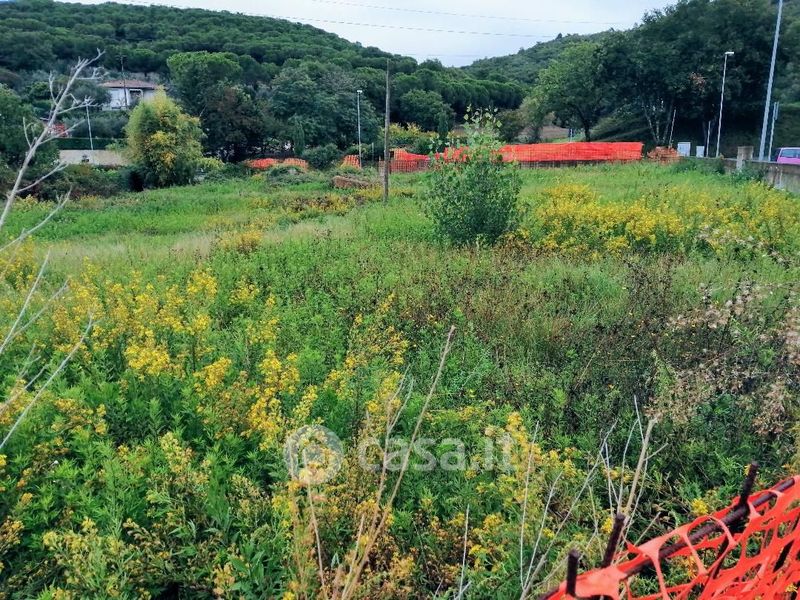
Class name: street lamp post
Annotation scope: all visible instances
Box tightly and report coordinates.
[759,0,784,161]
[356,89,363,168]
[716,51,735,158]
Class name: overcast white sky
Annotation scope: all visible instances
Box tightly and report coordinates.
[85,0,678,66]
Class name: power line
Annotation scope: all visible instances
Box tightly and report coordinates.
[304,0,628,26]
[263,13,555,38]
[102,0,570,39]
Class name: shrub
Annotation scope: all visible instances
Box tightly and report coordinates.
[302,144,342,170]
[43,164,128,199]
[336,163,363,176]
[424,108,521,245]
[264,164,319,186]
[204,161,254,182]
[124,92,204,188]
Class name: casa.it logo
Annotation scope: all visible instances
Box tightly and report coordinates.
[283,425,344,485]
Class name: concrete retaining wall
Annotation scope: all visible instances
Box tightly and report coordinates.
[721,158,800,195]
[59,150,129,167]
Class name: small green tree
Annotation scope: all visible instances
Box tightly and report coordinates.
[302,144,341,170]
[125,92,204,188]
[424,109,521,246]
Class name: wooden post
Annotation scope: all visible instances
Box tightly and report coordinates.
[383,60,390,202]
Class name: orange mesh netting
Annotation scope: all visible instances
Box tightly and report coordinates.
[341,155,362,169]
[382,142,644,173]
[497,142,643,163]
[246,158,279,170]
[246,158,309,170]
[281,158,309,169]
[546,476,800,599]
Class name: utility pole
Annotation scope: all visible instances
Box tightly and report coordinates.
[759,0,784,161]
[668,108,677,148]
[86,103,94,152]
[120,55,129,110]
[716,51,735,158]
[768,101,780,161]
[356,89,363,168]
[383,61,390,203]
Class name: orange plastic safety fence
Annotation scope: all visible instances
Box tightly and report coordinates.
[547,477,800,600]
[496,142,643,163]
[246,158,279,170]
[382,143,644,174]
[341,155,361,169]
[246,157,309,170]
[281,158,309,169]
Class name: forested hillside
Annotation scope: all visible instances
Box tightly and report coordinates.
[0,0,524,158]
[464,32,611,86]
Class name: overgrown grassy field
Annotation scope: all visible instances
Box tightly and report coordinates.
[1,163,798,598]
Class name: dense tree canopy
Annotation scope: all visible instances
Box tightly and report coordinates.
[530,43,608,141]
[0,0,525,145]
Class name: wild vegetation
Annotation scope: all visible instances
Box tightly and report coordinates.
[1,0,800,596]
[0,161,798,597]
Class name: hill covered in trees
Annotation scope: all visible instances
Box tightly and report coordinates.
[0,0,525,159]
[463,32,612,87]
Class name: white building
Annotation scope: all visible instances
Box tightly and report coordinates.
[100,79,160,110]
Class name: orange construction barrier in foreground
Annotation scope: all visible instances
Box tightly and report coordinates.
[546,475,800,599]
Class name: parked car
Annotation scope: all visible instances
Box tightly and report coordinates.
[776,147,800,165]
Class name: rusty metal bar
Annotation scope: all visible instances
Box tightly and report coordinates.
[736,462,759,510]
[566,550,581,597]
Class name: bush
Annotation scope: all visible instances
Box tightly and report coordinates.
[335,164,364,176]
[42,164,129,200]
[424,108,521,245]
[125,92,204,188]
[732,163,767,184]
[264,164,319,186]
[302,144,342,170]
[671,157,726,175]
[204,161,254,182]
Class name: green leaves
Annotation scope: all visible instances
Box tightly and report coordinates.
[424,109,521,246]
[125,92,204,188]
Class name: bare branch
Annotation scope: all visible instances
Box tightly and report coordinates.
[0,317,93,452]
